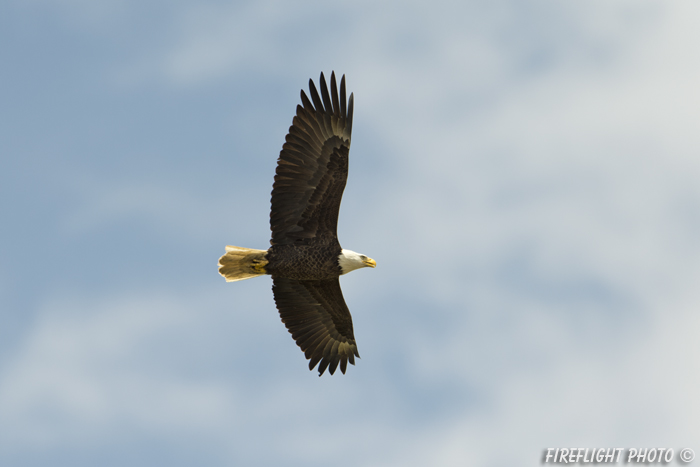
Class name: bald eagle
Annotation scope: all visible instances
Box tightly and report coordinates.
[218,72,375,376]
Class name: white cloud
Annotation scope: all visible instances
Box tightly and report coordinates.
[0,290,239,450]
[352,1,700,297]
[121,0,350,86]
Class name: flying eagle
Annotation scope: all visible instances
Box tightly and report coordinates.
[218,72,376,376]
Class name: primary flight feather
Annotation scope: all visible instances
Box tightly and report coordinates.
[218,72,375,376]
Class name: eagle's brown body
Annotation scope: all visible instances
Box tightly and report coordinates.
[266,243,343,281]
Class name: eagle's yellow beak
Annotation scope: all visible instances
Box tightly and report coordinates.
[363,257,377,268]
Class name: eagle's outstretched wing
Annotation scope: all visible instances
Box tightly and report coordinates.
[272,277,359,375]
[270,72,354,246]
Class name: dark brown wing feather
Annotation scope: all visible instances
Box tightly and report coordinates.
[272,277,360,375]
[270,72,354,245]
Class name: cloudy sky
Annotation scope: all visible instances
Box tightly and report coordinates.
[2,1,699,466]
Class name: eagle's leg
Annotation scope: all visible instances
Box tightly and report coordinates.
[251,258,268,273]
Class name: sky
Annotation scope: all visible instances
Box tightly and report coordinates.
[1,1,699,466]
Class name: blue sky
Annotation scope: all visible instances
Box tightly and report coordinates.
[1,1,699,466]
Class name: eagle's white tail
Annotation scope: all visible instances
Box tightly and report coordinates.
[218,246,268,282]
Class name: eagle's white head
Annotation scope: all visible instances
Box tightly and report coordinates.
[338,249,376,275]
